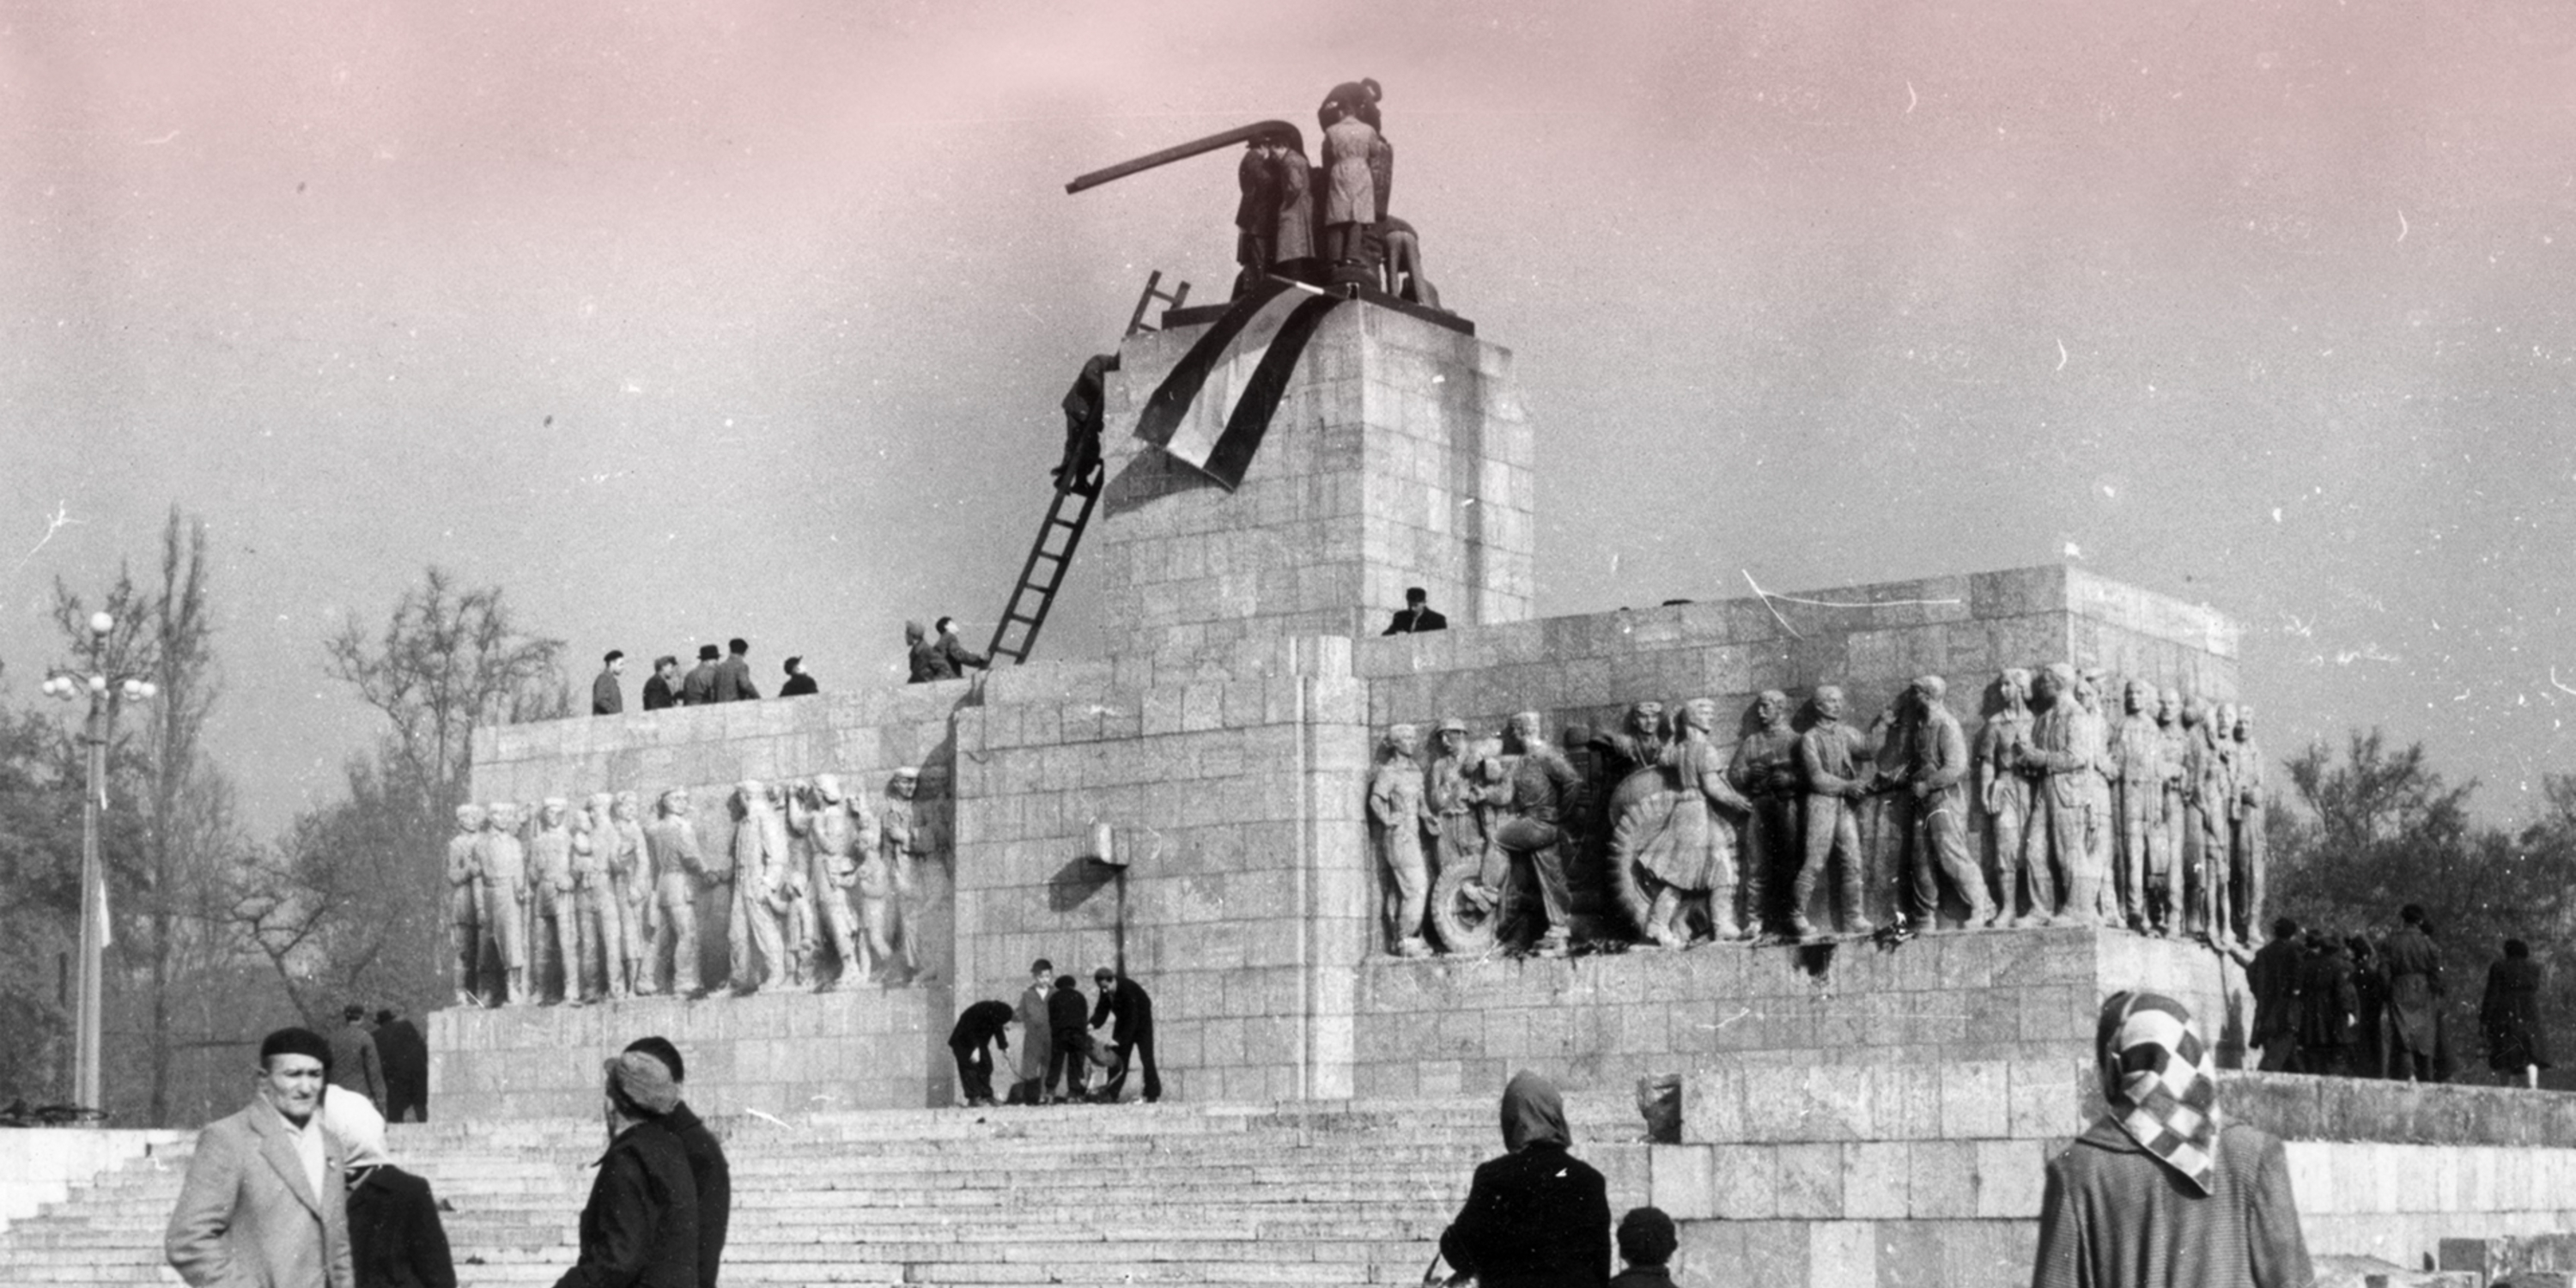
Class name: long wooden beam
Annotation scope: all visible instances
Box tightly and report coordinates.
[1065,119,1305,195]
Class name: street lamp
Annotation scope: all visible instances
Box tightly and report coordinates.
[42,611,155,1114]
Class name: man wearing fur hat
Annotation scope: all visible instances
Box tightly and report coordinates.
[554,1052,701,1288]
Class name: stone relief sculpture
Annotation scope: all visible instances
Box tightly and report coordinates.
[1426,723,1505,955]
[1370,724,1434,957]
[1606,697,1751,947]
[1728,690,1801,943]
[2230,705,2267,945]
[2075,669,2119,926]
[2019,666,2097,927]
[1899,676,1996,930]
[728,780,790,995]
[2111,682,2168,935]
[779,786,816,989]
[447,804,486,1007]
[566,798,612,1004]
[1977,670,2043,925]
[2185,699,2235,945]
[2154,689,2190,938]
[611,791,653,996]
[527,798,582,1005]
[790,775,873,990]
[1792,686,1889,938]
[641,789,708,997]
[880,768,927,986]
[1492,712,1585,957]
[1860,687,1917,930]
[477,802,529,1006]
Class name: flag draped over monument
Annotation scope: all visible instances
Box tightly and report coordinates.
[1134,277,1342,491]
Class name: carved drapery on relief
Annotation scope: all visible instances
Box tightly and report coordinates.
[1376,664,2263,960]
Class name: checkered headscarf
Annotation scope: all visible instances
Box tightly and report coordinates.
[2097,990,2221,1195]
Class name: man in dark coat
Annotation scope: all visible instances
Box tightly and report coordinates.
[778,657,817,697]
[908,617,988,683]
[553,1052,698,1288]
[2294,933,2358,1076]
[641,656,681,711]
[1437,1070,1611,1287]
[2381,904,2444,1083]
[712,639,759,702]
[2240,918,2306,1072]
[1380,586,1448,635]
[592,652,625,716]
[621,1037,730,1288]
[327,1005,388,1109]
[948,999,1013,1108]
[1088,968,1162,1103]
[2482,938,2551,1089]
[680,646,720,706]
[1046,973,1093,1103]
[372,1006,429,1124]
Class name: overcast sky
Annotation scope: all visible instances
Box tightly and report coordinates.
[4,1,2573,837]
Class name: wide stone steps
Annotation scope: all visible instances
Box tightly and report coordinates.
[0,1097,1634,1286]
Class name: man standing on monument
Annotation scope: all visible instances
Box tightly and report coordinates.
[1495,711,1585,957]
[1900,676,1995,931]
[1232,136,1279,296]
[1012,960,1055,1104]
[714,638,759,702]
[1380,586,1448,635]
[166,1027,355,1288]
[641,655,681,712]
[1792,686,1889,939]
[478,802,531,1005]
[1728,690,1802,942]
[949,999,1013,1108]
[592,651,625,716]
[643,789,709,997]
[447,804,486,1007]
[680,645,720,706]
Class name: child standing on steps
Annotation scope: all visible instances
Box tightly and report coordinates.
[1047,973,1093,1103]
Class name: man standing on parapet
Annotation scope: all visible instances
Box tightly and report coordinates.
[326,1005,388,1109]
[1792,686,1890,939]
[622,1037,731,1288]
[1380,586,1448,635]
[166,1027,355,1288]
[680,644,720,706]
[908,617,990,683]
[641,655,681,711]
[1494,711,1585,958]
[592,650,625,715]
[714,638,759,702]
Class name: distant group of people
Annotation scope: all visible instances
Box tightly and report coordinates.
[167,1027,730,1288]
[323,1005,428,1124]
[2238,902,2553,1088]
[949,961,1159,1107]
[591,639,814,714]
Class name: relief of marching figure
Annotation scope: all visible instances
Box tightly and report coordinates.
[1607,697,1753,947]
[1370,724,1434,958]
[642,789,710,998]
[789,775,884,989]
[878,768,932,986]
[476,802,529,1005]
[727,780,795,995]
[447,804,487,1007]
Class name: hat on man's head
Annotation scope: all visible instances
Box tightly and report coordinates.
[697,644,720,661]
[343,1004,367,1023]
[653,654,677,670]
[622,1036,686,1084]
[727,637,749,655]
[259,1026,332,1071]
[604,1051,680,1119]
[782,656,802,676]
[1094,967,1116,984]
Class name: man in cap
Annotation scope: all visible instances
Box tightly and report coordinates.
[713,638,759,702]
[680,645,721,707]
[1089,967,1162,1103]
[641,655,682,712]
[326,1005,387,1109]
[372,1005,429,1123]
[907,617,989,683]
[554,1050,700,1288]
[592,650,626,716]
[622,1037,730,1288]
[167,1026,355,1288]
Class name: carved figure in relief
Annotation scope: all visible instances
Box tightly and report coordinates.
[1861,689,1917,929]
[611,791,653,995]
[2018,666,2096,927]
[2230,706,2268,945]
[727,781,791,994]
[447,805,486,1006]
[2189,702,2239,945]
[1977,670,2044,925]
[1900,676,1996,930]
[1425,720,1504,955]
[1590,702,1668,931]
[476,802,530,1005]
[2075,669,2119,925]
[777,784,816,988]
[879,768,927,985]
[565,798,611,1003]
[2111,682,2168,934]
[527,798,582,1004]
[1727,690,1801,942]
[1370,724,1435,957]
[642,789,709,996]
[1792,686,1891,937]
[1494,712,1586,957]
[1629,697,1752,945]
[2153,690,2190,938]
[791,775,872,989]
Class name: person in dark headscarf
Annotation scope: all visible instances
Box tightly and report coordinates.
[1435,1070,1611,1287]
[2032,992,2313,1288]
[2482,938,2552,1089]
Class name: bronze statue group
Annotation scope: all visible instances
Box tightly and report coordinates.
[445,769,934,1007]
[1372,664,2277,957]
[1231,78,1439,305]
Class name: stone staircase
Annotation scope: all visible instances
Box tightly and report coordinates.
[0,1097,1648,1286]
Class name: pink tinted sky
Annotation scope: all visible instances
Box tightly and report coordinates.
[3,1,2573,837]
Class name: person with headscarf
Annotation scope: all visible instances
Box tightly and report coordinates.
[1435,1070,1612,1287]
[2032,992,2314,1288]
[553,1051,700,1288]
[325,1091,456,1288]
[2482,938,2552,1089]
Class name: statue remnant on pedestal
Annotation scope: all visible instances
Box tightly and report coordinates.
[447,805,486,1006]
[642,789,708,997]
[1792,686,1888,938]
[1728,690,1801,942]
[527,798,581,1005]
[1899,676,1995,930]
[477,802,530,1006]
[1370,724,1433,957]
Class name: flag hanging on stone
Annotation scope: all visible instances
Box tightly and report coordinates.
[1133,276,1342,491]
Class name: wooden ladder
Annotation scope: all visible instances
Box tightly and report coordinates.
[986,459,1103,667]
[1123,269,1190,337]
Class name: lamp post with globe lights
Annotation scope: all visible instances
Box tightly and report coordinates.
[39,611,155,1113]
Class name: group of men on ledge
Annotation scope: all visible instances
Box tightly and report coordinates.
[581,617,994,714]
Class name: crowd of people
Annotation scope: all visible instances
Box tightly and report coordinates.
[948,961,1160,1107]
[165,1027,730,1288]
[2236,902,2555,1088]
[319,1005,428,1123]
[585,617,993,715]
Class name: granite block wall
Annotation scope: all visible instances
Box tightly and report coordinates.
[1091,301,1536,659]
[1352,925,2250,1102]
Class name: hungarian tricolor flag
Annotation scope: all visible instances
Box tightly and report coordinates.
[1133,276,1343,491]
